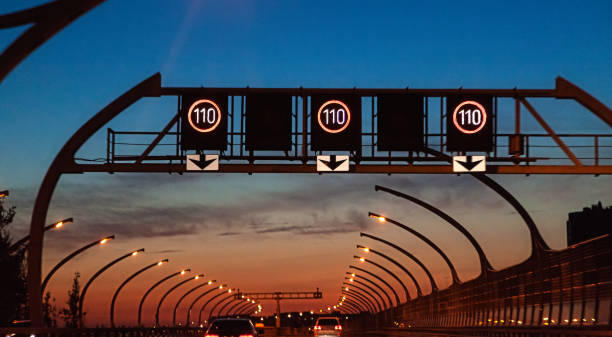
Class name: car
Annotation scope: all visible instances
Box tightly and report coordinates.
[204,318,260,337]
[313,316,342,337]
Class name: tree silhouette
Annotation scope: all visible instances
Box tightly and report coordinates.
[60,272,85,327]
[43,291,58,327]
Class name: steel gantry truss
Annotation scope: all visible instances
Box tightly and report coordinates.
[24,73,612,326]
[234,290,323,328]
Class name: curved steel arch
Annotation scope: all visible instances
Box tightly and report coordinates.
[342,282,382,312]
[337,298,360,313]
[344,288,377,313]
[345,277,388,310]
[237,303,259,316]
[225,300,249,317]
[28,73,162,327]
[342,298,367,312]
[172,280,215,326]
[346,272,393,308]
[349,265,400,306]
[360,233,438,292]
[217,298,239,318]
[232,301,254,316]
[0,0,106,83]
[356,244,422,297]
[368,212,461,285]
[137,269,190,326]
[374,185,494,275]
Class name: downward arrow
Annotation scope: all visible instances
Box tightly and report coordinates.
[320,155,347,171]
[456,156,483,171]
[189,156,216,170]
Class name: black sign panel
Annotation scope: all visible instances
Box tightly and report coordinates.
[310,94,361,151]
[245,94,292,151]
[377,94,424,151]
[446,95,493,151]
[181,95,227,150]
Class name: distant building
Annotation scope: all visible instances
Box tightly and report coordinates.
[567,201,612,246]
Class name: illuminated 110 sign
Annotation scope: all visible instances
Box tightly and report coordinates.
[317,100,351,133]
[452,100,487,134]
[188,99,222,133]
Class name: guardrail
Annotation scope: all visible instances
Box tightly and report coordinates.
[0,327,203,337]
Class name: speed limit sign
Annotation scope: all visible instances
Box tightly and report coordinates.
[446,96,493,151]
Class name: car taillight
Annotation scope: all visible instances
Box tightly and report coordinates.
[335,325,342,330]
[205,335,219,337]
[314,325,321,330]
[238,335,254,337]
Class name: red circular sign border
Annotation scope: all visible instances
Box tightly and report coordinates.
[452,100,487,134]
[187,99,222,133]
[317,100,352,134]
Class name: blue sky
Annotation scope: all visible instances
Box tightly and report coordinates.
[1,0,611,325]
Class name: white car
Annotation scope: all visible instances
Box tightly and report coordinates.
[313,316,342,337]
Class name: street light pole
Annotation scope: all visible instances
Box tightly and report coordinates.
[368,212,461,284]
[346,272,393,308]
[198,288,232,326]
[207,293,235,322]
[360,233,438,292]
[9,217,73,253]
[172,279,215,326]
[356,244,422,297]
[155,274,204,326]
[137,269,191,326]
[185,284,226,326]
[349,265,400,306]
[344,277,387,309]
[110,259,168,327]
[341,290,374,313]
[79,248,145,327]
[353,255,411,301]
[343,287,377,313]
[40,235,115,296]
[342,282,382,312]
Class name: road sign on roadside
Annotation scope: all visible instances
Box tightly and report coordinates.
[453,155,486,172]
[186,154,219,171]
[317,155,349,172]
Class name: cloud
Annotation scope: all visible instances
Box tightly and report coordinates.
[217,232,242,236]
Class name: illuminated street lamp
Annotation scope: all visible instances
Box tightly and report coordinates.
[342,290,374,313]
[198,288,234,326]
[344,276,388,309]
[357,244,422,297]
[110,259,168,327]
[172,279,216,326]
[40,234,115,296]
[9,217,74,252]
[0,190,9,198]
[208,292,239,322]
[342,281,382,311]
[79,248,145,327]
[155,274,204,326]
[368,212,461,284]
[341,287,376,313]
[226,298,254,316]
[345,271,392,306]
[138,269,191,326]
[185,284,227,326]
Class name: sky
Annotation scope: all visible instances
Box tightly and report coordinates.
[1,0,611,327]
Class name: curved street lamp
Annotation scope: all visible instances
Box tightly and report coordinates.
[79,248,145,327]
[110,259,168,327]
[346,271,393,308]
[185,284,226,326]
[137,269,191,326]
[237,302,261,316]
[360,233,438,292]
[348,265,400,306]
[337,298,360,313]
[342,282,382,312]
[342,287,375,313]
[155,274,204,326]
[374,185,494,274]
[342,298,365,312]
[226,299,254,316]
[341,290,374,313]
[368,212,461,285]
[207,293,236,322]
[344,276,387,309]
[353,254,411,301]
[229,299,259,316]
[198,288,233,326]
[172,279,215,326]
[218,297,244,318]
[356,244,422,297]
[9,217,73,253]
[41,234,115,296]
[231,301,254,317]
